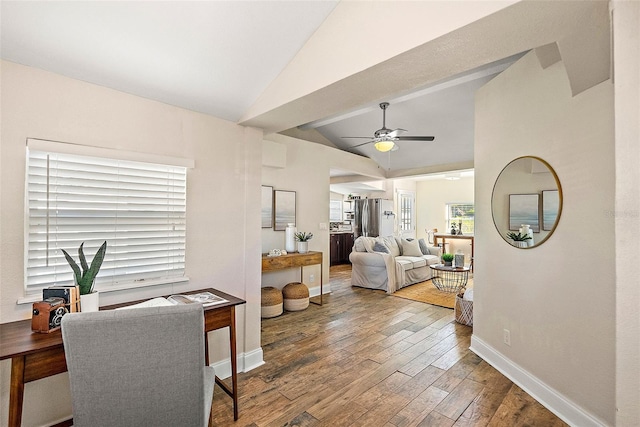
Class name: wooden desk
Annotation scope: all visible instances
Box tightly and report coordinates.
[0,288,245,426]
[262,251,324,305]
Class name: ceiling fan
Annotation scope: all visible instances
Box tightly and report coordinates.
[342,102,435,152]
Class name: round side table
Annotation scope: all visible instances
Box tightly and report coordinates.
[429,264,470,293]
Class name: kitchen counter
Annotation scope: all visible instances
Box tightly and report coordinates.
[330,230,353,234]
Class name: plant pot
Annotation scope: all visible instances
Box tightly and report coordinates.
[80,291,100,312]
[512,241,528,248]
[444,261,453,267]
[297,241,309,254]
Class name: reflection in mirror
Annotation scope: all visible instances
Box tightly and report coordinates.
[491,156,562,248]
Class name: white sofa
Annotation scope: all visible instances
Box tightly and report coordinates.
[349,236,442,294]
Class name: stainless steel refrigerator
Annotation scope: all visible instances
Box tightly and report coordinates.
[353,198,395,238]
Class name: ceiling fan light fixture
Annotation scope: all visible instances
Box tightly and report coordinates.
[374,140,395,152]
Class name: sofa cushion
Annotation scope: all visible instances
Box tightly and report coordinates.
[395,258,414,272]
[396,256,427,269]
[401,238,423,257]
[422,254,440,265]
[418,238,430,255]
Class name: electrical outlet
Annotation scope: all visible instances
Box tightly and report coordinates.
[309,274,315,283]
[503,329,511,346]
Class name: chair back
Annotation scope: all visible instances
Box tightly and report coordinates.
[427,228,437,244]
[62,304,207,427]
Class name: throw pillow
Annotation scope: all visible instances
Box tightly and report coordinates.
[401,238,423,257]
[383,236,401,257]
[418,238,430,255]
[354,236,374,253]
[373,241,390,253]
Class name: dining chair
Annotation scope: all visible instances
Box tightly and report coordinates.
[61,304,215,427]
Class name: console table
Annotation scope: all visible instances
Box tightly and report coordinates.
[1,288,245,426]
[261,251,324,305]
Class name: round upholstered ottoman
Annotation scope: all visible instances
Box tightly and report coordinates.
[261,287,283,318]
[282,282,309,311]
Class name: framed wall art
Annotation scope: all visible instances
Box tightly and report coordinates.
[274,190,296,231]
[261,186,273,228]
[542,190,559,231]
[509,193,539,232]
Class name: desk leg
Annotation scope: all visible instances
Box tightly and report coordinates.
[9,356,25,427]
[320,267,323,306]
[207,311,239,420]
[308,264,324,306]
[229,307,238,421]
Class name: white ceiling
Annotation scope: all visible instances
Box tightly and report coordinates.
[2,1,604,178]
[306,55,521,173]
[0,1,338,122]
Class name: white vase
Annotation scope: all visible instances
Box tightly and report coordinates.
[297,241,308,254]
[80,291,100,312]
[285,223,296,253]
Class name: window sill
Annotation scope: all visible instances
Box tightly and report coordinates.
[17,277,190,305]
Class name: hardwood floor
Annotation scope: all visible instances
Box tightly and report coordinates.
[211,265,566,426]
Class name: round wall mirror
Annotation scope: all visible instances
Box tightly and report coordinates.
[491,156,562,248]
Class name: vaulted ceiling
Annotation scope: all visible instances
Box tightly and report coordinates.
[1,1,610,176]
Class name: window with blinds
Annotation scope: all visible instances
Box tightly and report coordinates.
[25,142,189,295]
[447,203,475,234]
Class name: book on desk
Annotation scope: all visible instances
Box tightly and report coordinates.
[118,291,229,310]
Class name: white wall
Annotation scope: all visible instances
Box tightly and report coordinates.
[472,52,615,426]
[261,136,329,293]
[0,61,263,427]
[612,1,640,424]
[416,177,474,258]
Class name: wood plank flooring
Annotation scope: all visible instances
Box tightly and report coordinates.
[211,265,566,426]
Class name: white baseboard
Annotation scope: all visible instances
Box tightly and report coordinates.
[210,347,264,379]
[470,335,607,427]
[309,283,331,298]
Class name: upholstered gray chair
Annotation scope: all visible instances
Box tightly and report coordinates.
[61,304,215,427]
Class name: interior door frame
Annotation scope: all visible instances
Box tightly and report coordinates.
[396,189,416,239]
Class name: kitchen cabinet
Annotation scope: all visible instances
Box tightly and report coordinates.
[330,232,354,266]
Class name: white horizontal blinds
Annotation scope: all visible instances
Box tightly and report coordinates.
[26,148,187,294]
[447,203,475,234]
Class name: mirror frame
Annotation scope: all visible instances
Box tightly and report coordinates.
[491,156,563,249]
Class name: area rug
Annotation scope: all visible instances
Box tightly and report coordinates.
[392,279,473,309]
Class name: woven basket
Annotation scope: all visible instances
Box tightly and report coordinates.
[261,287,283,318]
[282,282,309,312]
[454,293,473,326]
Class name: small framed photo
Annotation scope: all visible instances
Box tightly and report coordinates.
[274,190,296,231]
[509,193,539,232]
[542,190,560,231]
[261,186,273,228]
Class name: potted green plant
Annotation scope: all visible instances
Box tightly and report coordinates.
[506,232,532,248]
[442,253,454,266]
[61,241,107,311]
[294,232,313,254]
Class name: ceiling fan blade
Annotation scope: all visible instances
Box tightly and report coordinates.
[396,136,435,141]
[351,140,376,148]
[386,128,407,138]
